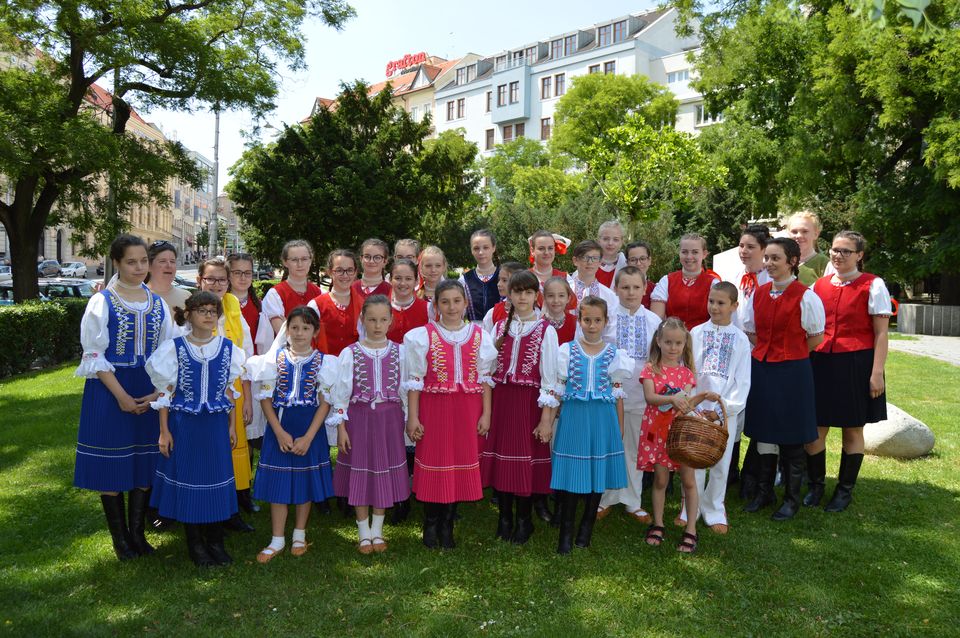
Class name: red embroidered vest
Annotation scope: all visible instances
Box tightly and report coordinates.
[752,281,809,362]
[493,318,547,387]
[387,298,429,344]
[814,274,878,353]
[665,270,716,330]
[423,323,484,394]
[274,280,321,316]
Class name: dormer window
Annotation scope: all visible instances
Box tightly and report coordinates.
[598,24,612,47]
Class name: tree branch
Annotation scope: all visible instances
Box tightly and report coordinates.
[119,81,197,100]
[150,0,219,23]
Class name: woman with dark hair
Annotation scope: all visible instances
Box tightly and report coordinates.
[146,240,189,313]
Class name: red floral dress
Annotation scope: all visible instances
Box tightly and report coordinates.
[638,363,696,471]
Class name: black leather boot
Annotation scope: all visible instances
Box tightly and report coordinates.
[556,491,576,555]
[549,492,561,528]
[203,522,233,565]
[495,491,515,541]
[223,511,255,533]
[237,488,260,513]
[825,451,864,513]
[533,493,553,523]
[126,488,155,556]
[727,440,741,487]
[575,492,602,549]
[511,496,534,545]
[391,497,411,524]
[772,446,805,521]
[739,439,759,501]
[439,503,457,549]
[743,453,777,513]
[422,502,440,549]
[100,493,138,561]
[184,524,215,567]
[803,450,826,507]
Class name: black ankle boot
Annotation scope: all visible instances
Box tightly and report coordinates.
[203,523,233,565]
[184,524,215,567]
[511,496,534,545]
[439,503,457,549]
[495,491,515,541]
[391,498,411,524]
[223,511,255,533]
[803,450,826,507]
[727,440,742,487]
[100,494,138,560]
[825,451,864,513]
[744,453,778,513]
[126,489,155,556]
[533,494,553,523]
[422,502,440,549]
[575,492,602,548]
[336,496,352,518]
[237,488,260,513]
[772,446,805,521]
[556,492,576,555]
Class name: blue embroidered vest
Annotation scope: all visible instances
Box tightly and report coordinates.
[170,336,235,414]
[463,267,501,322]
[562,341,617,403]
[103,288,166,368]
[273,349,327,408]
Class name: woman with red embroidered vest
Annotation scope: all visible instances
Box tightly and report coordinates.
[480,271,560,545]
[308,249,362,357]
[804,231,892,513]
[542,276,577,345]
[650,233,721,330]
[741,238,825,522]
[403,280,497,550]
[482,261,523,334]
[261,239,322,339]
[352,238,392,300]
[386,259,429,345]
[528,230,570,286]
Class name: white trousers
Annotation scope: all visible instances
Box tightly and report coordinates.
[683,411,743,526]
[599,410,646,513]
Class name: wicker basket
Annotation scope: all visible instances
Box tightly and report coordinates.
[666,399,729,469]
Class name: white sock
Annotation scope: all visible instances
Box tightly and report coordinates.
[357,518,371,542]
[292,528,306,544]
[370,513,385,539]
[268,535,285,552]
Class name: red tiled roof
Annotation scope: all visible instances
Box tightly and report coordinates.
[85,83,149,126]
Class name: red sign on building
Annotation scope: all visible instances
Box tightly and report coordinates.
[386,52,427,77]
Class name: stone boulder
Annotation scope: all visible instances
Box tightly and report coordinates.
[864,403,935,458]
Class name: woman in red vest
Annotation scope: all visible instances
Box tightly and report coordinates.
[650,233,720,330]
[741,238,825,521]
[805,231,892,512]
[261,240,322,337]
[308,249,362,357]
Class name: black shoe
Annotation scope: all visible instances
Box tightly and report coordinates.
[555,492,577,555]
[511,496,534,545]
[223,512,255,533]
[743,453,778,513]
[825,451,864,513]
[439,503,457,549]
[184,524,215,567]
[549,492,561,528]
[126,488,155,556]
[336,496,353,518]
[203,523,233,565]
[237,488,260,514]
[422,502,440,549]
[803,450,826,507]
[574,493,602,548]
[533,494,553,523]
[495,491,514,541]
[772,446,805,521]
[314,499,332,515]
[391,498,411,525]
[100,493,138,561]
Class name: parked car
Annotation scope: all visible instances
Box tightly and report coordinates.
[173,275,198,292]
[0,265,11,284]
[37,259,62,277]
[1,278,95,302]
[61,262,88,278]
[256,263,277,280]
[96,262,105,276]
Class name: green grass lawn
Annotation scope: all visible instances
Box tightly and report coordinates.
[1,352,958,637]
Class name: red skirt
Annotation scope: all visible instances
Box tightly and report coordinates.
[480,383,551,496]
[412,391,483,503]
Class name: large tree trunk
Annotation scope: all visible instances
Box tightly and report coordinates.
[5,180,55,303]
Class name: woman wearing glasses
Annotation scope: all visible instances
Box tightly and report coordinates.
[805,231,892,513]
[352,238,392,300]
[624,241,656,309]
[308,249,362,357]
[146,241,190,313]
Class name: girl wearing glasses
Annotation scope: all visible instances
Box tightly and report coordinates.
[308,249,362,357]
[261,240,322,338]
[624,241,655,310]
[806,231,892,513]
[566,240,618,323]
[650,233,721,330]
[353,238,392,300]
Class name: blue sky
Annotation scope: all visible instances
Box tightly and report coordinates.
[146,0,660,191]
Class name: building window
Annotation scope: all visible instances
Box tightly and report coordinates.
[496,55,507,71]
[555,73,566,96]
[540,118,551,140]
[423,103,432,118]
[589,64,601,74]
[467,66,477,82]
[598,24,612,47]
[456,68,466,85]
[485,129,495,150]
[541,76,551,99]
[564,35,577,56]
[604,61,616,74]
[695,104,724,126]
[516,122,525,138]
[497,84,507,107]
[667,69,690,84]
[509,81,519,104]
[512,51,524,67]
[525,46,537,65]
[446,101,455,121]
[551,39,563,60]
[411,105,420,121]
[486,91,492,113]
[613,20,627,43]
[503,124,514,142]
[456,98,465,119]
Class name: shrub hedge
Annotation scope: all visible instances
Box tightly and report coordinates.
[0,299,88,378]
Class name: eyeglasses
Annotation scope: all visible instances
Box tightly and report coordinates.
[286,257,311,264]
[332,268,356,276]
[578,255,601,263]
[191,307,218,317]
[627,256,650,265]
[829,248,857,258]
[362,254,385,263]
[201,277,228,285]
[230,270,254,278]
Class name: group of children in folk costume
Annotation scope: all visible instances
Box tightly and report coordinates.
[74,212,891,564]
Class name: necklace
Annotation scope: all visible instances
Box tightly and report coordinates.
[188,334,215,345]
[364,338,388,348]
[114,279,143,291]
[289,347,313,357]
[581,335,604,345]
[440,319,463,331]
[392,295,414,310]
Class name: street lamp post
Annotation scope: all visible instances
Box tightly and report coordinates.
[208,108,220,257]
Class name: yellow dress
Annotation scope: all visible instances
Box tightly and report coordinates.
[214,293,252,491]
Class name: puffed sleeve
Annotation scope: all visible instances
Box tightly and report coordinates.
[318,352,341,443]
[538,324,561,407]
[145,339,179,409]
[240,318,254,358]
[557,342,571,384]
[262,287,285,321]
[724,331,753,417]
[740,291,756,335]
[75,293,115,377]
[245,351,279,401]
[226,343,247,400]
[402,327,429,391]
[868,277,893,316]
[329,346,355,425]
[609,348,637,399]
[800,289,826,337]
[482,307,495,334]
[477,328,498,387]
[651,274,670,303]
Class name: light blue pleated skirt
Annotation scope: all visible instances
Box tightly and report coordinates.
[550,399,627,494]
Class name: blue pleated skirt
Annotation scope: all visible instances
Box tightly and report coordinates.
[253,405,334,505]
[150,409,237,523]
[74,367,159,492]
[550,399,627,494]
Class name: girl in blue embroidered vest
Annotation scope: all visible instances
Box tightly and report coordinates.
[460,229,500,323]
[481,271,560,545]
[354,238,392,300]
[75,234,176,561]
[550,296,635,555]
[246,306,339,563]
[639,317,718,554]
[146,291,247,567]
[332,295,411,554]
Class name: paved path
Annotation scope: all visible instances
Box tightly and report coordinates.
[889,334,960,367]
